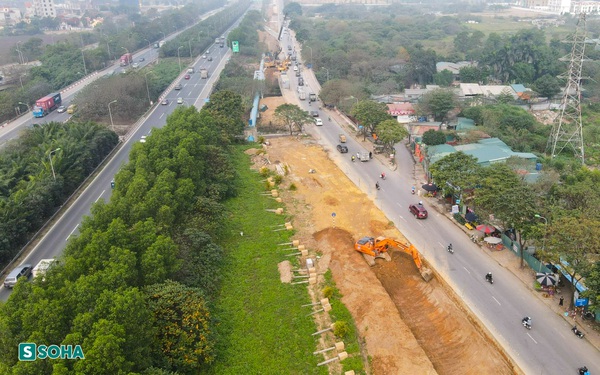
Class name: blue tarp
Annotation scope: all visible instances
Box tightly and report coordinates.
[555,262,587,293]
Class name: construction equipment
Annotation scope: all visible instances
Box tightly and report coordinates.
[354,236,433,281]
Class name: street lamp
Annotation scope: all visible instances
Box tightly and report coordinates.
[48,148,61,181]
[535,214,548,271]
[144,38,151,49]
[188,39,193,59]
[321,67,329,81]
[16,41,24,64]
[81,50,88,75]
[108,100,117,132]
[177,46,183,71]
[144,72,152,106]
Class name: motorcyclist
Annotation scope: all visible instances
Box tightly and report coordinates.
[411,186,416,194]
[486,272,493,282]
[351,155,355,162]
[375,181,380,190]
[418,201,423,206]
[522,316,532,328]
[579,366,589,375]
[380,172,386,179]
[447,243,453,252]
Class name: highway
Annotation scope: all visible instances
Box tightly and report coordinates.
[0,7,225,145]
[0,36,232,302]
[278,28,600,375]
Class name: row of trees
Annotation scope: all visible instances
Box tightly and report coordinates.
[0,121,118,265]
[429,152,600,309]
[0,0,223,124]
[0,90,246,374]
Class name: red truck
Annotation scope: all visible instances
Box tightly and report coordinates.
[120,53,133,66]
[32,93,62,118]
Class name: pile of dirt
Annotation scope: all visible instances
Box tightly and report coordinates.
[263,137,514,374]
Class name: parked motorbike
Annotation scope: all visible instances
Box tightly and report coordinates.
[447,243,454,254]
[572,326,585,339]
[485,273,494,284]
[522,317,532,330]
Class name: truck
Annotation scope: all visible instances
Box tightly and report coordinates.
[119,53,133,66]
[200,68,208,79]
[309,93,317,102]
[32,92,62,118]
[32,259,57,280]
[298,89,306,100]
[159,41,165,48]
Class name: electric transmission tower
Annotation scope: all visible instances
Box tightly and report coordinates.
[547,12,588,163]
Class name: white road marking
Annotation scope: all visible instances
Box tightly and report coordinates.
[492,296,501,306]
[396,202,403,207]
[67,224,79,240]
[160,113,164,119]
[463,267,471,274]
[399,215,407,222]
[416,221,423,227]
[95,190,105,202]
[527,333,537,344]
[438,242,444,248]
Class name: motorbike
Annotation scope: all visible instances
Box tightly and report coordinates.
[572,326,585,339]
[522,317,532,330]
[485,274,494,284]
[411,188,415,195]
[447,244,454,254]
[578,366,590,375]
[351,156,355,162]
[375,182,380,190]
[380,173,386,180]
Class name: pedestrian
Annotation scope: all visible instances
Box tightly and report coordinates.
[559,296,564,306]
[369,151,372,159]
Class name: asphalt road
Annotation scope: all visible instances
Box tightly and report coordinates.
[0,42,232,302]
[278,30,600,375]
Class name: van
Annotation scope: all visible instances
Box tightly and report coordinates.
[67,104,77,114]
[4,263,33,288]
[187,67,194,74]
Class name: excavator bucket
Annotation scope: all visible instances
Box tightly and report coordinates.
[420,267,433,282]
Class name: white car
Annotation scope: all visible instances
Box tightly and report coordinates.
[177,97,183,104]
[140,135,147,143]
[202,55,207,59]
[315,118,323,126]
[132,63,139,68]
[293,66,298,71]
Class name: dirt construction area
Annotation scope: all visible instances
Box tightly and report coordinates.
[260,136,517,375]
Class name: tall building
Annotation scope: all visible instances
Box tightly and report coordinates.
[34,0,56,18]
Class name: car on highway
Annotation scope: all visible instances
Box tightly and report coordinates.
[293,65,298,71]
[310,111,319,117]
[184,74,191,80]
[296,71,301,77]
[139,57,145,62]
[177,97,183,104]
[3,263,32,288]
[315,118,323,126]
[56,105,66,113]
[161,99,169,105]
[336,144,348,153]
[140,135,147,143]
[132,63,139,68]
[202,55,207,59]
[408,204,428,219]
[174,83,182,90]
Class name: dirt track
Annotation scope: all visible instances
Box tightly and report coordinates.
[260,135,515,374]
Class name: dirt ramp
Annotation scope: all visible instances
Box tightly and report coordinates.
[315,228,438,375]
[374,252,513,375]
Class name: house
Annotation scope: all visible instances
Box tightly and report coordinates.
[436,61,476,82]
[386,102,415,124]
[404,85,439,100]
[459,83,484,98]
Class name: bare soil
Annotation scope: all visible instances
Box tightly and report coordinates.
[261,131,515,374]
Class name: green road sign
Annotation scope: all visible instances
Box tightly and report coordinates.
[232,41,239,53]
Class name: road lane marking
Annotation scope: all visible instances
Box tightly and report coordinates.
[399,215,407,222]
[95,190,105,202]
[492,296,501,305]
[160,113,164,119]
[416,221,423,227]
[396,202,403,207]
[527,333,537,344]
[67,224,79,240]
[463,267,471,274]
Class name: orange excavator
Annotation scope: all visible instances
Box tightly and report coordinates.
[354,236,433,282]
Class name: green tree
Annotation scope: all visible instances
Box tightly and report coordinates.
[433,69,454,87]
[417,88,458,122]
[350,100,392,140]
[376,119,408,153]
[430,152,480,197]
[459,66,484,84]
[274,103,315,135]
[532,74,561,99]
[546,216,600,309]
[422,129,446,145]
[283,2,302,16]
[145,281,214,372]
